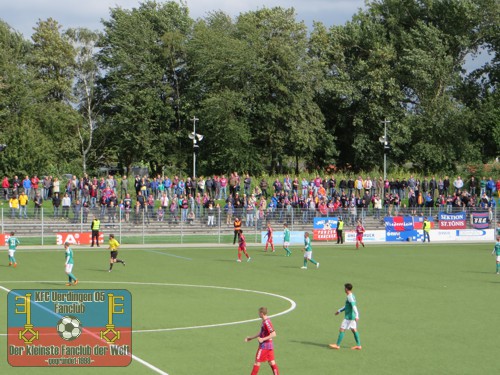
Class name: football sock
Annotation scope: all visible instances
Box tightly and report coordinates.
[11,256,16,263]
[309,259,317,265]
[251,364,260,375]
[270,363,279,375]
[245,251,250,259]
[336,331,345,345]
[109,263,114,270]
[303,259,307,267]
[353,331,361,346]
[271,244,274,251]
[497,263,499,273]
[116,259,124,264]
[238,252,242,261]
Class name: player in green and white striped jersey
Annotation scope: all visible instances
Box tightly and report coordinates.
[7,231,20,267]
[282,223,292,256]
[329,283,362,350]
[491,236,500,274]
[301,232,319,269]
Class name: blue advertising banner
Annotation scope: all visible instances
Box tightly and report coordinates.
[313,217,339,229]
[385,216,419,241]
[471,212,490,229]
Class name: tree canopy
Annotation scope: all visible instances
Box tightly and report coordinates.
[0,0,498,177]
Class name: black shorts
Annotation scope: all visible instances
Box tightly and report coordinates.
[110,251,118,259]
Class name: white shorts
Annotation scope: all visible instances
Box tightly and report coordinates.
[283,241,290,247]
[496,256,500,262]
[304,251,312,260]
[65,264,74,273]
[8,250,15,257]
[340,319,357,330]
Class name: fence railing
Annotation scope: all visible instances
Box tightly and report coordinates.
[1,205,497,246]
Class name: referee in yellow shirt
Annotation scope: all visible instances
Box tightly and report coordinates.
[108,234,125,272]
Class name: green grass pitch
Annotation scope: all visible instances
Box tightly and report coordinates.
[0,241,498,374]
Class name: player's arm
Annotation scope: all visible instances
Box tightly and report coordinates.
[335,306,345,316]
[257,330,276,343]
[353,305,360,321]
[245,332,260,342]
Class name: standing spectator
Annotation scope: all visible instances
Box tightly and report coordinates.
[19,190,29,219]
[244,174,252,197]
[443,176,450,196]
[469,176,477,196]
[487,177,495,198]
[52,192,61,218]
[43,176,51,200]
[429,176,437,198]
[9,194,19,218]
[197,176,205,197]
[31,175,40,198]
[259,178,268,200]
[33,192,43,219]
[23,176,32,200]
[120,175,128,199]
[453,176,464,193]
[2,176,10,200]
[220,175,228,199]
[62,193,71,218]
[12,175,20,196]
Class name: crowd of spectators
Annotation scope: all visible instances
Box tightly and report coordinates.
[1,173,498,226]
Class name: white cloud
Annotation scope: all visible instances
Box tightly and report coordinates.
[2,0,365,37]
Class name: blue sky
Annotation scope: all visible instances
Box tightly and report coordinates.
[2,0,366,38]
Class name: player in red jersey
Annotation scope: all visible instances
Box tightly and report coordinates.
[355,220,365,249]
[264,222,275,252]
[245,307,280,375]
[237,230,251,262]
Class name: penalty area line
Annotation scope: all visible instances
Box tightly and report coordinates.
[0,284,169,375]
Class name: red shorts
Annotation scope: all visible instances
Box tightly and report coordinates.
[356,234,363,241]
[267,239,273,244]
[238,245,246,252]
[255,348,274,362]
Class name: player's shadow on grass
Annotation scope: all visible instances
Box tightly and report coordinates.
[291,340,331,349]
[86,268,113,272]
[464,271,494,274]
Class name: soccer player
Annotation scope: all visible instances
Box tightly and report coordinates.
[355,220,365,249]
[245,307,280,375]
[64,242,78,286]
[492,236,500,274]
[7,231,20,267]
[301,232,319,269]
[329,283,361,350]
[108,234,126,272]
[264,223,275,252]
[282,223,292,256]
[237,230,251,262]
[233,217,242,245]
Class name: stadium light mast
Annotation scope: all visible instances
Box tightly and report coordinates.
[379,119,391,181]
[188,117,203,179]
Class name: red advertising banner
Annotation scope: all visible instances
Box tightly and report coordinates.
[56,233,104,246]
[313,229,338,241]
[0,233,5,246]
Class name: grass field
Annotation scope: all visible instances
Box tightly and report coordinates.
[0,241,498,375]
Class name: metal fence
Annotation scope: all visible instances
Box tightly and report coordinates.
[1,204,497,246]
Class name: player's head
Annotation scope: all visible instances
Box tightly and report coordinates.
[10,231,15,236]
[344,283,353,292]
[283,223,288,228]
[497,236,500,242]
[239,230,243,236]
[305,232,309,238]
[109,234,115,239]
[64,241,70,248]
[258,307,268,317]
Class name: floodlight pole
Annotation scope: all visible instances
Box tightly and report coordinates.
[191,116,199,179]
[381,119,391,181]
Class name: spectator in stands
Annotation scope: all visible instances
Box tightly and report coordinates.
[52,192,60,218]
[33,192,43,219]
[2,176,10,200]
[469,176,477,196]
[453,176,464,193]
[19,190,29,219]
[23,176,32,200]
[12,176,20,197]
